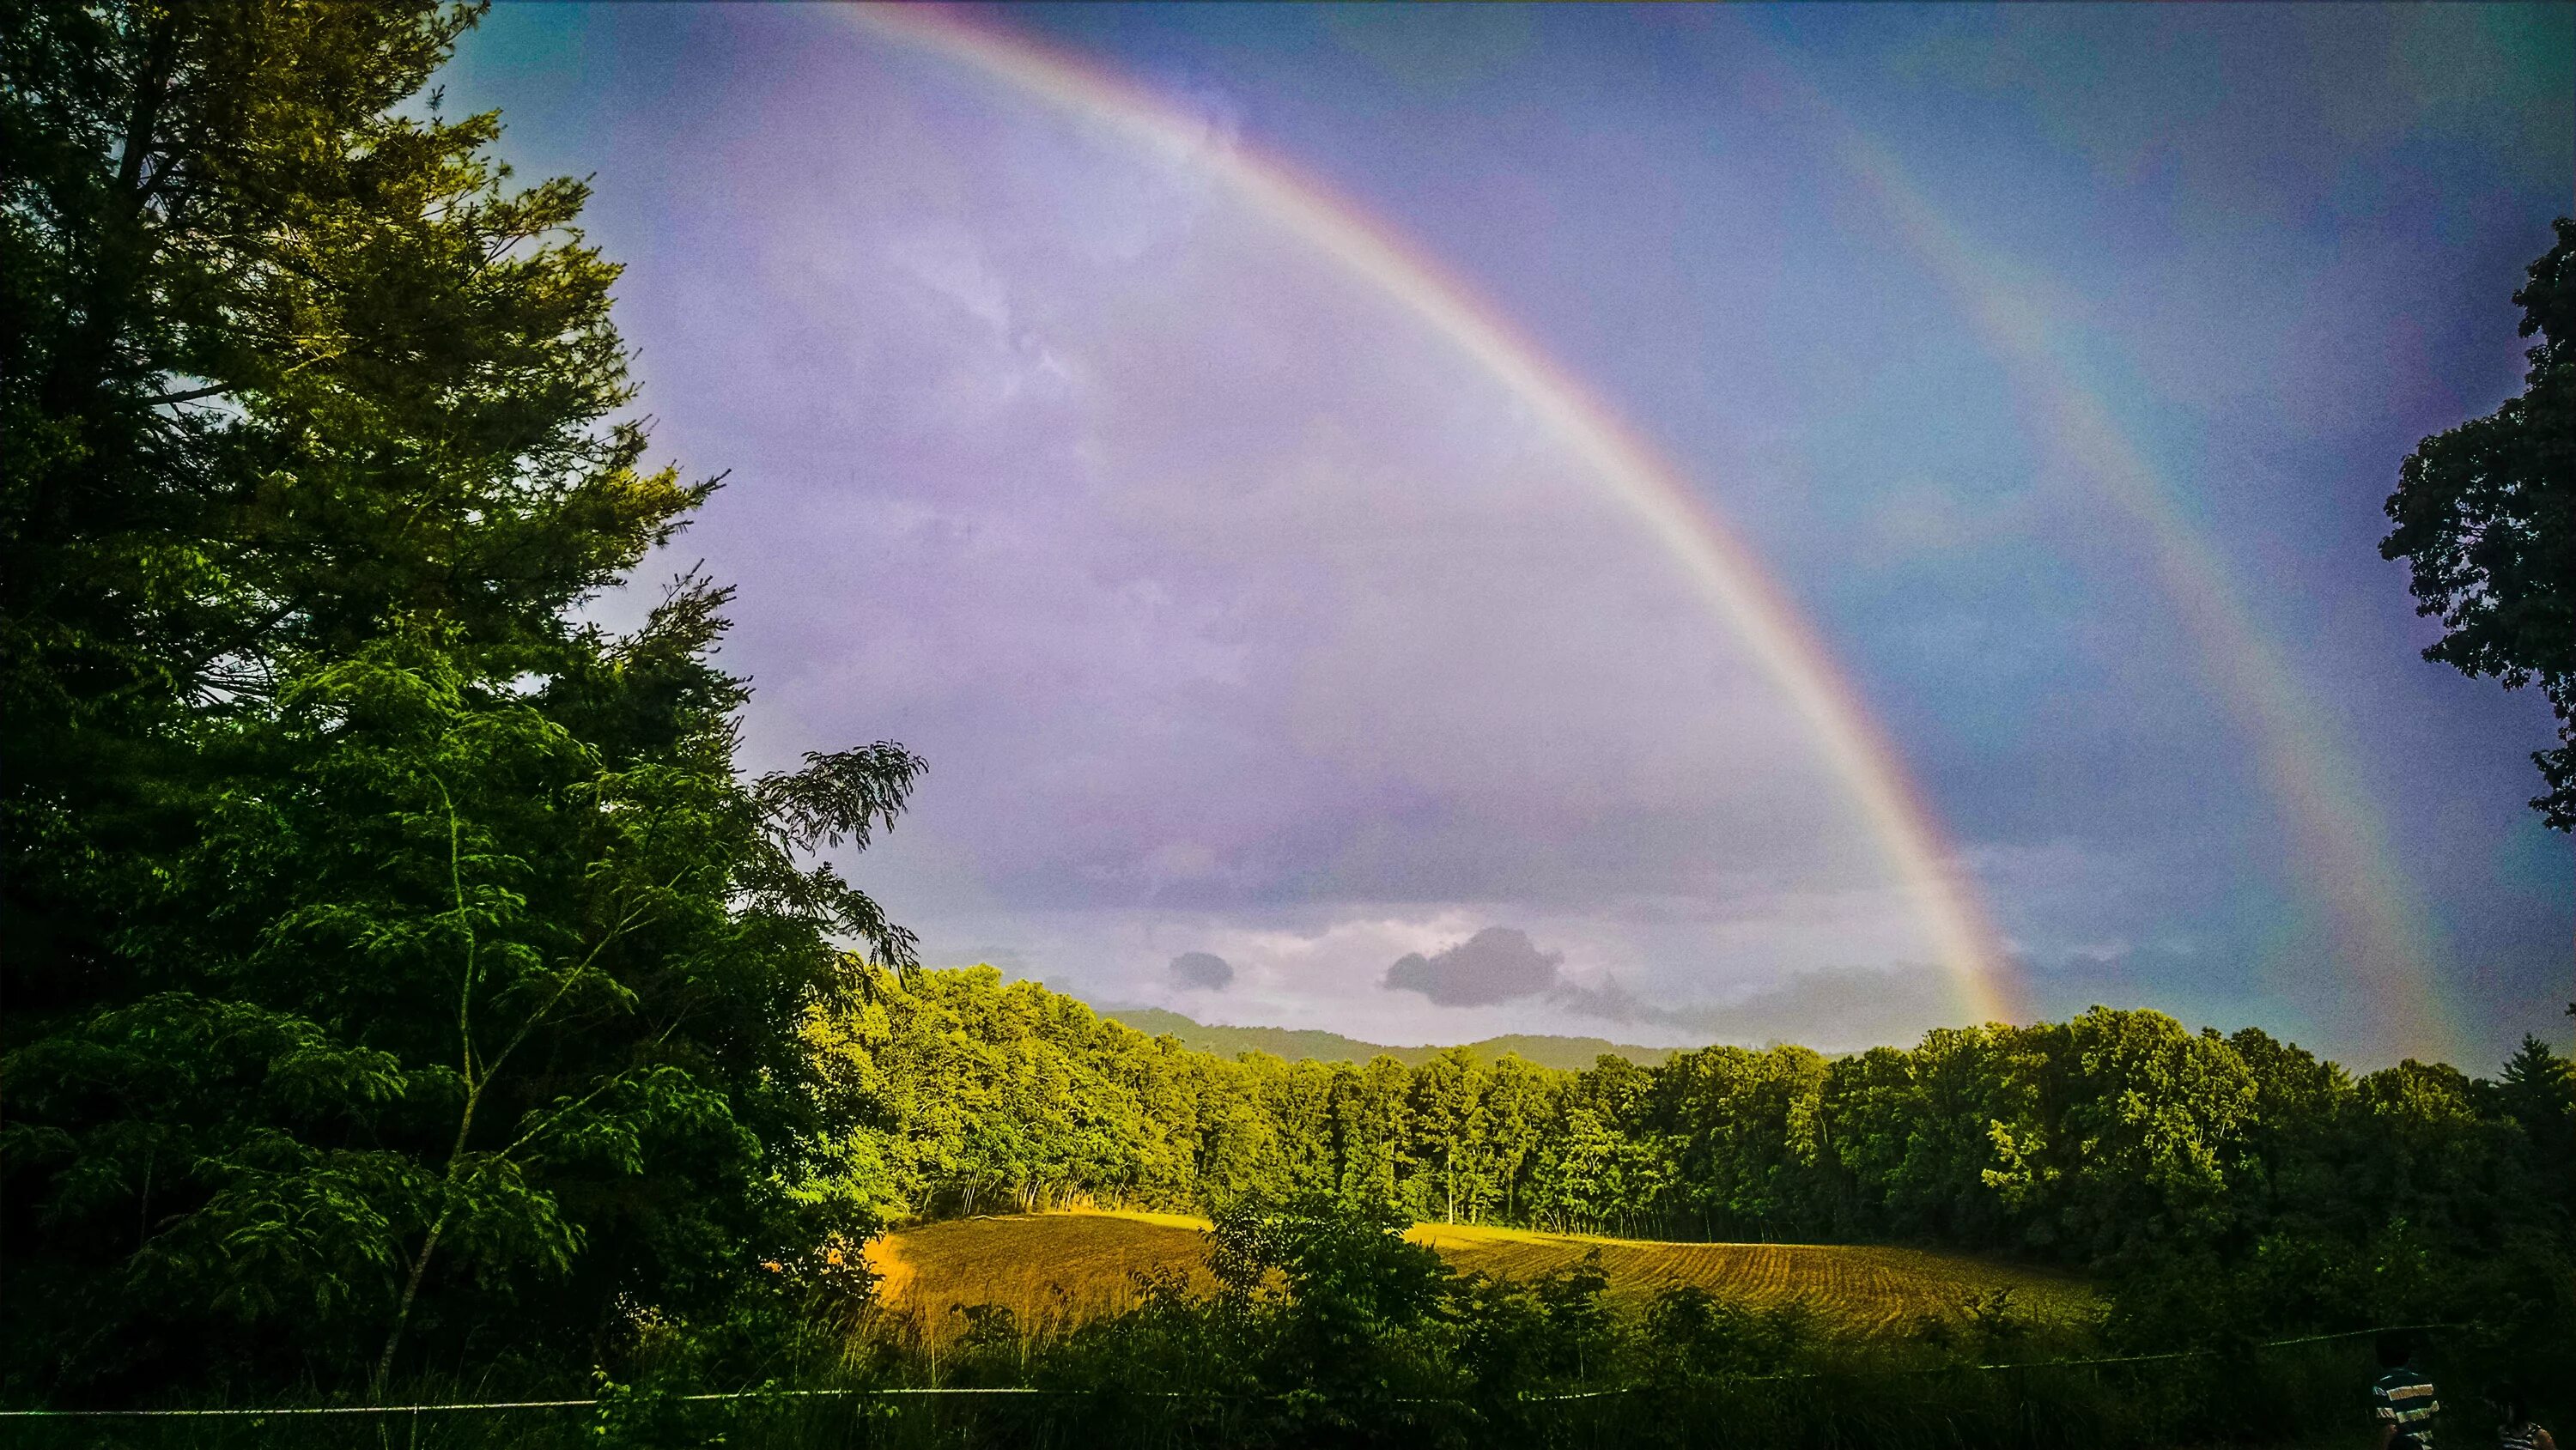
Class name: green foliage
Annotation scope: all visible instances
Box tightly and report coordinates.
[1,0,919,1399]
[806,966,2569,1354]
[2382,216,2576,828]
[1203,1192,1450,1429]
[1212,1192,1447,1332]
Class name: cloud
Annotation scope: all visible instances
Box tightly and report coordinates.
[1547,974,1689,1028]
[1549,965,1964,1053]
[1696,968,1959,1050]
[642,35,1887,931]
[1169,950,1235,991]
[1384,927,1564,1007]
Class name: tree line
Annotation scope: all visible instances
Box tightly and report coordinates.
[815,967,2571,1291]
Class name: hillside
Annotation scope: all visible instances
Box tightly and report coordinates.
[1093,1004,1678,1071]
[864,1210,2096,1344]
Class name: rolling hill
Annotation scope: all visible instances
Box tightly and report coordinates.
[1091,1005,1679,1071]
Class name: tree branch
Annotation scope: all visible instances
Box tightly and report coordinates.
[380,774,485,1398]
[145,381,232,407]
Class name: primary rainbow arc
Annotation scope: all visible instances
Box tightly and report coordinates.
[846,3,2027,1026]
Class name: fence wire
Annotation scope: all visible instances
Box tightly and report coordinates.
[0,1322,2464,1420]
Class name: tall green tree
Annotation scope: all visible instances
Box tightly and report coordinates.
[3,1,701,999]
[2382,217,2576,829]
[2054,1011,2253,1261]
[1405,1047,1488,1223]
[0,0,920,1396]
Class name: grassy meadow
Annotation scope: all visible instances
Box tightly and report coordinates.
[1408,1221,2097,1331]
[865,1211,1227,1342]
[867,1210,2094,1344]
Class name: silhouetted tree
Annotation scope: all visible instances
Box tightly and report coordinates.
[2382,217,2576,828]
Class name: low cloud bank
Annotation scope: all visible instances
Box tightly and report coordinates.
[1376,928,1955,1052]
[1552,965,1962,1053]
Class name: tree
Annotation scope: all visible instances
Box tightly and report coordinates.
[0,1,922,1396]
[1332,1057,1411,1209]
[2055,1011,2254,1261]
[1654,1044,1831,1239]
[1404,1047,1486,1223]
[2382,217,2576,829]
[2491,1034,2574,1224]
[1206,1190,1449,1417]
[1478,1053,1553,1224]
[3,2,707,1005]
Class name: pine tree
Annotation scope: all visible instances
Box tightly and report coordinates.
[0,2,920,1394]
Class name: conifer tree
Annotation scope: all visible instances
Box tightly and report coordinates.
[1,1,920,1393]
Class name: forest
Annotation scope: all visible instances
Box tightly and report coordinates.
[804,966,2576,1284]
[2,4,2568,1446]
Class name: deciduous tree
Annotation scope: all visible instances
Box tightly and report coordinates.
[2383,218,2576,828]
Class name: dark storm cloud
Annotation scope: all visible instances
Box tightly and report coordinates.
[1170,950,1236,991]
[1383,927,1564,1007]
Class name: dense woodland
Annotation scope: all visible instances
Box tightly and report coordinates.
[829,968,2573,1265]
[3,3,2568,1436]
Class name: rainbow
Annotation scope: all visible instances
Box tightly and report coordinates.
[1816,122,2460,1063]
[840,3,2030,1026]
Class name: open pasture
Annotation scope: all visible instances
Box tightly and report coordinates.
[1410,1221,2096,1331]
[863,1210,1226,1343]
[864,1211,2094,1343]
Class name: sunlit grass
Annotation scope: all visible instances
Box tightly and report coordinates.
[866,1209,2097,1344]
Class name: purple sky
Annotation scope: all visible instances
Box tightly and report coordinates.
[445,4,2571,1067]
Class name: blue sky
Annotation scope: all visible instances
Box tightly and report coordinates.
[446,4,2570,1067]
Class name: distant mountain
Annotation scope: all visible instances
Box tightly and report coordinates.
[1091,1004,1679,1072]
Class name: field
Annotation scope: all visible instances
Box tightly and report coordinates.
[864,1210,2095,1344]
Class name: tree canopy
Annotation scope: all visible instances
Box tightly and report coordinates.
[2,0,920,1396]
[2382,217,2576,829]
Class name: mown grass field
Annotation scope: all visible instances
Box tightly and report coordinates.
[863,1210,1228,1343]
[864,1210,2095,1344]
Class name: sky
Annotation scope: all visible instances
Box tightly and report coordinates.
[445,3,2571,1069]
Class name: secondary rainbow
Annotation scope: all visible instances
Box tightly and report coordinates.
[1816,122,2461,1063]
[842,3,2024,1026]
